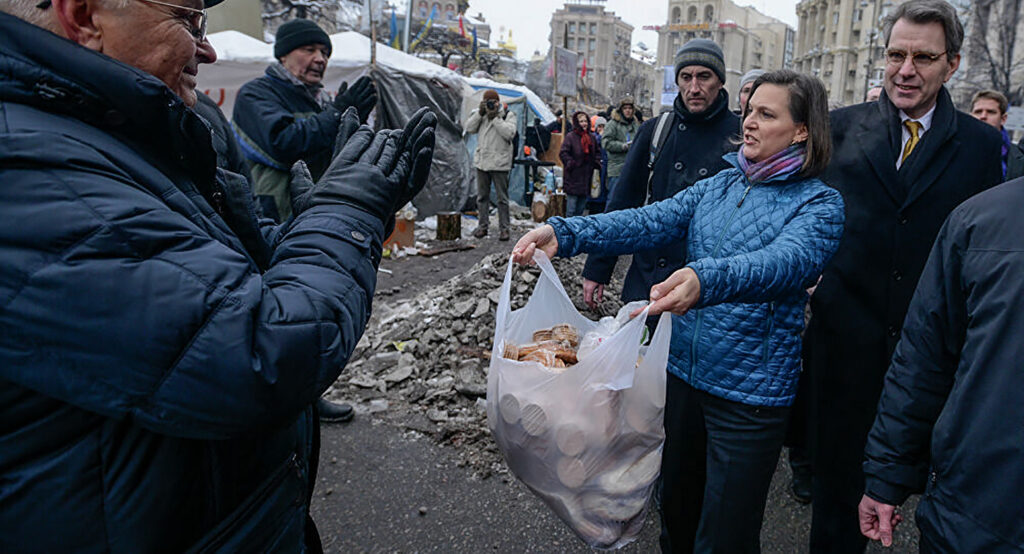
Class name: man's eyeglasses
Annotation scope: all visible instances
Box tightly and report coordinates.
[136,0,207,40]
[38,0,206,41]
[884,48,947,69]
[37,0,206,40]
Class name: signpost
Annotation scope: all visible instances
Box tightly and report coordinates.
[554,24,577,134]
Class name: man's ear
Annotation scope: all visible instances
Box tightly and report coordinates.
[51,0,104,50]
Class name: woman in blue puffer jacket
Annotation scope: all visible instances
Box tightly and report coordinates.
[512,70,844,553]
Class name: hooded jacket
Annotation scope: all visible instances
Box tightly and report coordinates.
[559,111,601,196]
[0,13,382,552]
[550,153,844,406]
[601,106,640,178]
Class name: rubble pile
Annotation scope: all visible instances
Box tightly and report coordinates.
[328,252,628,478]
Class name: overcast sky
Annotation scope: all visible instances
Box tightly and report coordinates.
[467,0,799,60]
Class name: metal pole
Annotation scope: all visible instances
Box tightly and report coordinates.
[369,0,377,67]
[563,23,569,134]
[403,0,413,52]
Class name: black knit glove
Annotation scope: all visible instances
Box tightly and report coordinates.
[333,76,377,124]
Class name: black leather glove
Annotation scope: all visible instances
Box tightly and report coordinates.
[290,107,436,222]
[333,76,377,124]
[391,106,437,209]
[478,101,487,116]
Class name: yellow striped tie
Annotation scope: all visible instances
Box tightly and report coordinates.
[901,120,922,163]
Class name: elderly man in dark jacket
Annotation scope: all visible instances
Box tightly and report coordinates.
[803,1,1003,551]
[858,179,1024,553]
[0,2,435,551]
[581,39,739,308]
[233,18,377,221]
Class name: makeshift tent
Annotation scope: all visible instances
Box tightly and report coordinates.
[201,31,474,217]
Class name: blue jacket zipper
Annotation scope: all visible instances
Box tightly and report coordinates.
[690,182,754,382]
[761,301,775,366]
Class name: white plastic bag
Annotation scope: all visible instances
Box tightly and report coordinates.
[487,251,672,549]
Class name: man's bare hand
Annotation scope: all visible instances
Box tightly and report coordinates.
[511,225,558,265]
[583,278,605,309]
[632,268,701,318]
[858,495,902,547]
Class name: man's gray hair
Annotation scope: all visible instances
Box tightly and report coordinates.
[0,0,58,30]
[882,0,964,56]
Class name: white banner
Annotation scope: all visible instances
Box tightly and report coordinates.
[554,47,578,98]
[660,66,676,108]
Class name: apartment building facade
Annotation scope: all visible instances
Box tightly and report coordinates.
[792,0,900,106]
[654,0,794,103]
[550,1,645,104]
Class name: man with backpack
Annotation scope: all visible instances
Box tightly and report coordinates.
[601,96,641,198]
[465,89,518,241]
[581,39,739,308]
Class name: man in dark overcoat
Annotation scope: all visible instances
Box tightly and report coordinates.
[580,38,739,308]
[804,1,1003,551]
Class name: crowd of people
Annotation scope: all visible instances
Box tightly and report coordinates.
[1,0,1023,551]
[513,0,1024,552]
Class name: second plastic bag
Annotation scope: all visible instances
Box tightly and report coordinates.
[487,250,671,549]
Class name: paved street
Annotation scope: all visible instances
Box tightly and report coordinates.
[311,414,920,553]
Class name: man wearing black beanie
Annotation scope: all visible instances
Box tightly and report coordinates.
[580,37,740,552]
[233,18,377,222]
[233,18,378,424]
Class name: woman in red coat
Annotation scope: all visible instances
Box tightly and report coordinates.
[559,111,600,216]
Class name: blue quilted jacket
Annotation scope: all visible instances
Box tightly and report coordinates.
[550,153,844,406]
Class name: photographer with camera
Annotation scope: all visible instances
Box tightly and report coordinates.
[465,89,518,240]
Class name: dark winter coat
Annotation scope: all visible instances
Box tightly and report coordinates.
[803,88,1002,527]
[591,131,609,204]
[864,180,1024,552]
[582,91,740,302]
[550,153,844,406]
[0,13,382,552]
[195,90,252,182]
[601,107,640,178]
[1005,140,1024,181]
[559,113,600,196]
[232,66,342,220]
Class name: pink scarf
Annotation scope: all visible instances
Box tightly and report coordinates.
[736,143,806,184]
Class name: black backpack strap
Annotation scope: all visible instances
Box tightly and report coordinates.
[645,112,673,205]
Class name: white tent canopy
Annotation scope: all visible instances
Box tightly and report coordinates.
[198,30,555,215]
[201,30,469,114]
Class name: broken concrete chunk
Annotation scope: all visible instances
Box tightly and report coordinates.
[472,298,490,318]
[454,299,475,317]
[426,409,449,422]
[368,351,402,373]
[383,365,413,384]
